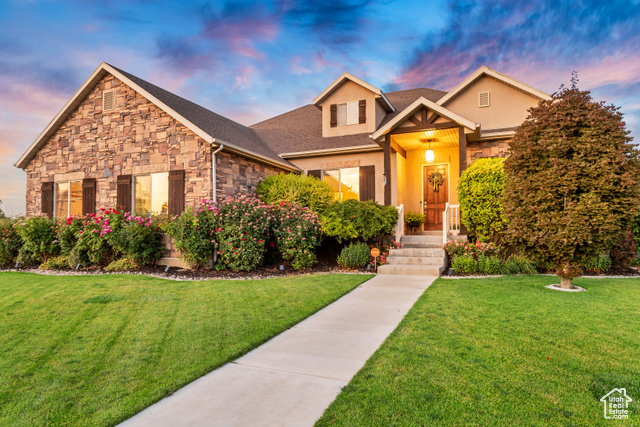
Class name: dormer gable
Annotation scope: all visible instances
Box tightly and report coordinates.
[314,73,394,138]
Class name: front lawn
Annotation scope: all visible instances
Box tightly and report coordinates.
[0,272,372,426]
[317,276,640,426]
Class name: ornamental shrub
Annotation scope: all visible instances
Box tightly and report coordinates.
[14,215,59,263]
[40,255,69,270]
[256,173,334,213]
[451,255,478,274]
[610,231,636,268]
[458,157,506,242]
[477,255,501,275]
[320,200,398,243]
[115,214,164,266]
[0,218,22,266]
[164,204,219,269]
[504,74,640,288]
[270,202,322,270]
[56,217,84,255]
[583,254,612,274]
[68,245,90,269]
[104,257,138,272]
[443,239,498,259]
[337,242,370,269]
[215,195,271,271]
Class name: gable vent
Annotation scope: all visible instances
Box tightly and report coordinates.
[479,91,490,107]
[103,90,115,111]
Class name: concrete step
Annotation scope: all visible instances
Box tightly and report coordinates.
[390,248,445,257]
[400,235,442,248]
[386,256,444,265]
[377,264,444,276]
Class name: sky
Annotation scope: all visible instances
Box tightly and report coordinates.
[1,0,639,216]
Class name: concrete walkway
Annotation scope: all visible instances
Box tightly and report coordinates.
[120,274,436,427]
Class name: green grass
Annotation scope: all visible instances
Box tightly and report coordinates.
[317,276,640,426]
[0,272,372,426]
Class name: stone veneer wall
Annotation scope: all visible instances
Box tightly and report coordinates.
[466,139,511,166]
[24,73,282,216]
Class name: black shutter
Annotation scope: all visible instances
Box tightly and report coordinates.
[359,99,366,124]
[308,169,322,179]
[168,170,185,217]
[117,175,132,213]
[359,166,375,201]
[82,178,96,215]
[330,104,337,127]
[41,182,54,217]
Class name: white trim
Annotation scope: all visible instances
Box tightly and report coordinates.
[371,97,478,141]
[437,66,552,106]
[279,144,381,159]
[313,72,395,112]
[14,62,299,173]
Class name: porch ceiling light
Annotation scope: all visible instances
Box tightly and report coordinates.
[425,137,435,163]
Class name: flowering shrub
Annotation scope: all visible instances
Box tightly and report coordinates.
[443,240,499,260]
[15,215,59,264]
[117,214,164,266]
[74,209,124,265]
[164,204,219,269]
[56,216,84,255]
[0,218,22,266]
[370,241,401,266]
[270,202,322,270]
[215,195,271,272]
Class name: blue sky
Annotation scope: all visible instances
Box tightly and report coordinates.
[1,0,639,216]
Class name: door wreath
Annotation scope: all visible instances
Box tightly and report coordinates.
[428,171,444,192]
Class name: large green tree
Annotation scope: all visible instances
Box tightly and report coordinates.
[504,74,640,289]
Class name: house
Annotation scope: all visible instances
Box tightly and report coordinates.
[600,388,632,419]
[15,62,550,266]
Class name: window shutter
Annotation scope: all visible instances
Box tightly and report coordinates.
[41,182,54,217]
[307,169,322,179]
[330,104,337,127]
[82,178,96,215]
[168,170,185,217]
[117,175,132,213]
[359,166,375,202]
[359,99,366,124]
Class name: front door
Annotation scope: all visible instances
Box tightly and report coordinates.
[423,164,448,231]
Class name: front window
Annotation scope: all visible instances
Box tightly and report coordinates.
[56,181,82,218]
[323,167,359,201]
[336,101,359,126]
[134,172,168,215]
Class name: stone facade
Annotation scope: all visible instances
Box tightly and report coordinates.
[24,74,282,216]
[466,138,511,166]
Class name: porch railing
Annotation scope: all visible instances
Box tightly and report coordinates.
[396,204,404,242]
[442,203,460,244]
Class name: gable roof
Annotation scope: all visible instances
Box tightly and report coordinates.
[251,87,447,157]
[600,388,633,402]
[15,62,298,171]
[371,97,478,141]
[312,72,395,112]
[437,65,552,106]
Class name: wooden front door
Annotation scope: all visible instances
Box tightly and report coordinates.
[423,165,448,231]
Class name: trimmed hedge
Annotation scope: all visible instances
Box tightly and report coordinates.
[458,158,506,242]
[256,173,334,213]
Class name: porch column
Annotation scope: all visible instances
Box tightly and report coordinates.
[458,126,468,235]
[384,134,391,206]
[458,126,467,176]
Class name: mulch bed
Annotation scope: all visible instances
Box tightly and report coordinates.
[0,262,375,281]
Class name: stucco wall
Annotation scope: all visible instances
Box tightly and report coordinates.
[24,73,281,216]
[320,80,383,138]
[443,75,540,130]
